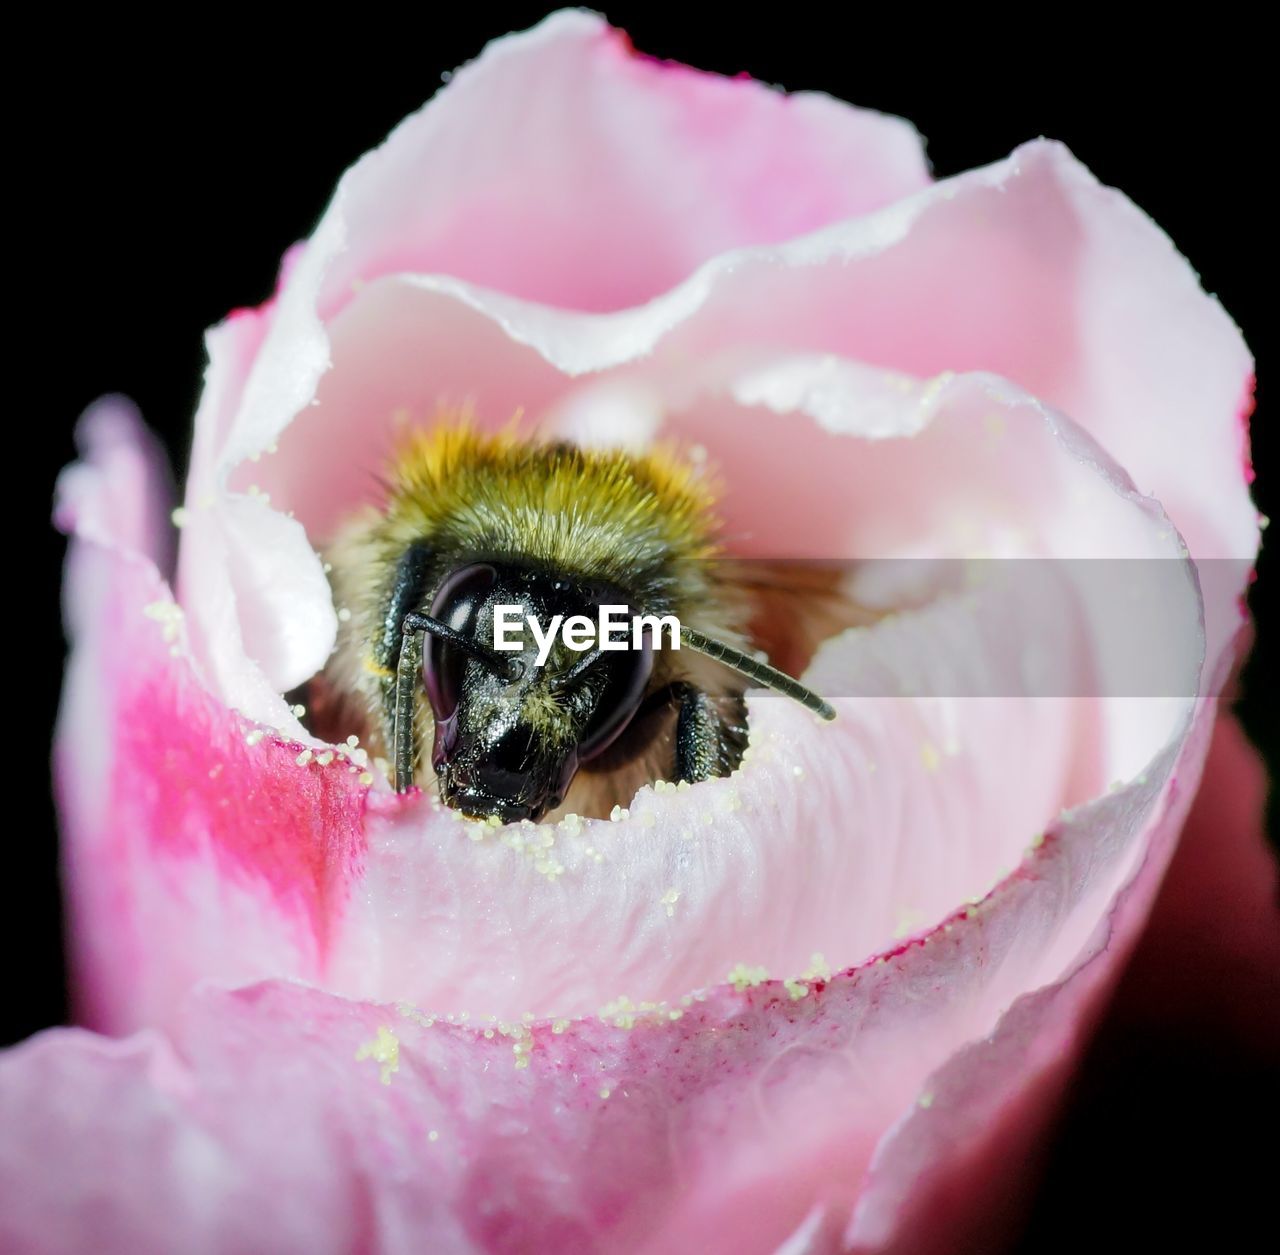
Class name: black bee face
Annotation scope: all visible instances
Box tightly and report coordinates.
[421,562,654,822]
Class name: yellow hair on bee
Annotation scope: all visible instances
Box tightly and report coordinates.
[379,421,721,582]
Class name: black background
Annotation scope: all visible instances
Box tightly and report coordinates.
[15,6,1276,1251]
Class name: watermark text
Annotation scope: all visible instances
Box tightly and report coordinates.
[494,605,679,666]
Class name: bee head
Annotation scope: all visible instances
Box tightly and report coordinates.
[421,562,654,823]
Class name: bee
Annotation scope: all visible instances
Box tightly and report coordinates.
[316,423,835,823]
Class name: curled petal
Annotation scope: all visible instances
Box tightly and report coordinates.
[200,138,1251,721]
[53,405,367,1032]
[217,11,930,467]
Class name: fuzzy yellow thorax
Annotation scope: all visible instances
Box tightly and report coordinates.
[378,423,721,582]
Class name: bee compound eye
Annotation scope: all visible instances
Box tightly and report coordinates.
[576,640,655,761]
[422,563,498,720]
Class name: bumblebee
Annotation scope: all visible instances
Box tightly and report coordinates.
[317,424,834,823]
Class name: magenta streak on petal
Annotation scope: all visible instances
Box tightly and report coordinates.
[54,401,369,1033]
[1238,374,1258,486]
[115,670,368,958]
[55,541,370,1033]
[222,242,306,328]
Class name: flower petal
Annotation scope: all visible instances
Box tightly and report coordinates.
[260,136,1252,579]
[843,679,1237,1254]
[1104,707,1280,1053]
[0,667,1234,1255]
[53,396,172,568]
[177,293,315,734]
[211,9,930,470]
[53,404,368,1033]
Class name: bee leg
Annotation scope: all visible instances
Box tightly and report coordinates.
[674,682,749,783]
[393,620,426,793]
[381,542,434,793]
[379,542,433,668]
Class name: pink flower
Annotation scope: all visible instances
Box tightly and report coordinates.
[3,11,1263,1253]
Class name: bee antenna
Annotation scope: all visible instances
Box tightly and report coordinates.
[401,611,522,681]
[678,625,836,721]
[548,647,604,693]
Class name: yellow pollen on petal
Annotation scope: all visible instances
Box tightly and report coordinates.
[395,1001,436,1029]
[143,600,184,644]
[355,1025,400,1085]
[726,963,768,992]
[599,996,638,1030]
[894,908,927,939]
[716,789,741,813]
[919,741,941,773]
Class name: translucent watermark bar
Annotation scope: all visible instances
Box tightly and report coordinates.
[470,558,1245,699]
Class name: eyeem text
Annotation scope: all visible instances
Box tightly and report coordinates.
[493,605,680,666]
